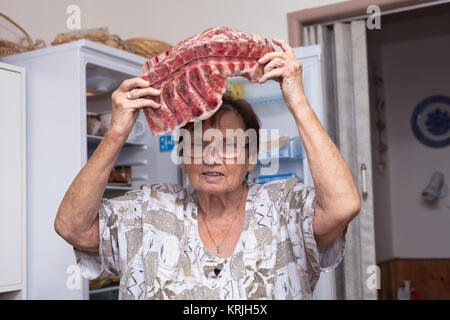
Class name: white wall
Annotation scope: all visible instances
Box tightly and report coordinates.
[369,12,450,261]
[0,0,344,49]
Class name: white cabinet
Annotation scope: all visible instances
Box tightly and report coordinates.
[0,62,26,299]
[0,40,179,299]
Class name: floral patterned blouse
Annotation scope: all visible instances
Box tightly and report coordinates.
[74,177,346,300]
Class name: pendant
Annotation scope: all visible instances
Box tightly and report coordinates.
[216,248,220,256]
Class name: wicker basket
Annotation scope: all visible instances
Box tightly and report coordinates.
[50,28,172,60]
[0,13,46,57]
[0,12,172,61]
[51,27,135,52]
[125,37,172,59]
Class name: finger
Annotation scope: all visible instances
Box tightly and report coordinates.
[258,68,283,84]
[272,38,295,57]
[264,58,284,74]
[123,98,160,109]
[128,87,161,99]
[258,51,286,65]
[119,77,150,92]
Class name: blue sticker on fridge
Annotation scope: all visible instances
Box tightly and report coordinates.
[159,135,174,152]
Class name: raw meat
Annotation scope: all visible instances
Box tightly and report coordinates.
[140,27,274,135]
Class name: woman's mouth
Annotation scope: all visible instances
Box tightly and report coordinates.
[202,171,224,177]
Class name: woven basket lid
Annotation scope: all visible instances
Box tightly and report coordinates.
[125,37,172,59]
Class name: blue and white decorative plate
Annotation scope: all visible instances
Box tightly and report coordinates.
[411,95,450,148]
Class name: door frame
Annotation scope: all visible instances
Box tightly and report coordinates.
[287,0,438,47]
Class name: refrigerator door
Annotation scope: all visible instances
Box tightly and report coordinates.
[295,45,337,300]
[228,44,337,299]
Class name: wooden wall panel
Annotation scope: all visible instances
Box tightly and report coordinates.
[379,259,450,300]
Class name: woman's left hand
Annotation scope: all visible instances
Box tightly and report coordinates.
[258,38,306,111]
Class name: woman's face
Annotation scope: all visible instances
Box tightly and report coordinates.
[181,111,256,195]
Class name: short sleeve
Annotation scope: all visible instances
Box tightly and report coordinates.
[73,189,143,280]
[283,178,346,291]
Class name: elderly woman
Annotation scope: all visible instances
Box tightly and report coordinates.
[55,39,360,300]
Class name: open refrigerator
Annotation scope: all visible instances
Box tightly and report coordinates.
[87,44,336,299]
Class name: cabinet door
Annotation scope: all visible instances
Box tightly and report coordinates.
[0,63,26,291]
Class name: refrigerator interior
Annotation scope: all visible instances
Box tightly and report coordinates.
[84,63,181,298]
[226,75,306,185]
[180,46,323,188]
[85,63,180,200]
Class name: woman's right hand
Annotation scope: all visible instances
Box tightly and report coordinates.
[108,77,161,141]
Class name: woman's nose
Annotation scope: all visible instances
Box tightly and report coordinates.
[203,144,223,165]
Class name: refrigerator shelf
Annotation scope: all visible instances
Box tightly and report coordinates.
[87,134,147,148]
[258,136,304,163]
[105,184,134,191]
[227,76,285,107]
[89,285,119,294]
[89,286,119,300]
[253,173,299,184]
[245,95,285,107]
[257,154,303,164]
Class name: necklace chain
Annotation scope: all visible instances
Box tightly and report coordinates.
[203,212,237,256]
[199,184,246,257]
